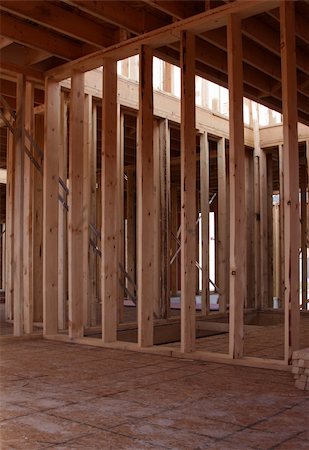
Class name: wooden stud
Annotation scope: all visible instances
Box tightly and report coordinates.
[126,167,136,300]
[252,102,261,310]
[68,71,85,339]
[82,93,92,327]
[90,104,98,325]
[200,132,209,315]
[58,93,68,330]
[160,119,171,318]
[43,78,60,335]
[153,120,161,318]
[266,153,274,307]
[245,149,255,309]
[13,74,25,336]
[23,81,34,334]
[33,114,44,323]
[217,137,227,313]
[5,128,14,321]
[180,31,196,354]
[101,59,118,342]
[117,106,125,324]
[280,0,300,363]
[137,45,154,347]
[227,14,246,358]
[260,148,269,310]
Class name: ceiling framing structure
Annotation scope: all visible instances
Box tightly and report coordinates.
[0,0,308,124]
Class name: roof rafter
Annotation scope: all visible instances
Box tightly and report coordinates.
[0,1,116,48]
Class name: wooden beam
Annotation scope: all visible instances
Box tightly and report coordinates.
[101,59,118,343]
[227,14,245,359]
[13,74,25,336]
[45,0,279,81]
[0,1,115,48]
[23,81,34,334]
[280,1,300,363]
[68,71,85,339]
[0,11,86,60]
[200,132,209,314]
[137,45,154,347]
[43,78,60,335]
[180,31,196,354]
[65,0,167,35]
[300,165,307,311]
[5,127,14,321]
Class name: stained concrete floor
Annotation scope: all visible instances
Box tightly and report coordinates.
[0,338,308,450]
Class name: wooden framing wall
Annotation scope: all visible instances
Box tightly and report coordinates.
[2,0,307,372]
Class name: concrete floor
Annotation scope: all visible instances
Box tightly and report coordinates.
[0,338,308,449]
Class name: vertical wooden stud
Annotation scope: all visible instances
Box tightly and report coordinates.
[160,119,171,318]
[68,71,84,339]
[117,106,125,324]
[101,59,118,342]
[23,81,34,334]
[280,0,300,362]
[13,74,25,336]
[5,128,14,321]
[217,137,227,313]
[200,132,209,315]
[180,31,196,353]
[33,114,44,323]
[43,78,60,335]
[227,14,246,358]
[82,94,92,327]
[58,93,68,330]
[137,45,154,347]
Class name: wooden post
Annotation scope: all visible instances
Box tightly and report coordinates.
[260,148,269,310]
[252,102,261,310]
[82,93,92,327]
[101,59,118,343]
[68,71,85,339]
[227,14,245,359]
[160,119,171,318]
[137,45,154,347]
[200,132,209,315]
[126,167,136,295]
[267,153,273,307]
[33,114,44,323]
[117,106,125,324]
[153,120,161,318]
[5,128,14,321]
[13,74,25,336]
[58,93,68,330]
[43,78,60,335]
[180,31,196,354]
[280,0,300,363]
[23,81,34,334]
[58,92,68,330]
[246,149,255,309]
[278,144,285,307]
[217,137,227,313]
[90,104,97,325]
